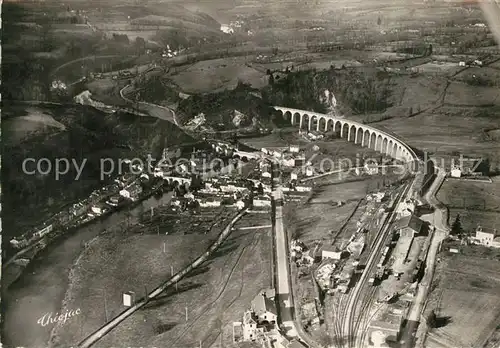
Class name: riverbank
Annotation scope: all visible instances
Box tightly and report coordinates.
[2,192,173,348]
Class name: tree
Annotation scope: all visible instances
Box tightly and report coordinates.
[269,74,275,85]
[257,183,264,195]
[408,107,413,117]
[135,37,146,55]
[427,309,437,328]
[451,214,463,236]
[377,16,382,25]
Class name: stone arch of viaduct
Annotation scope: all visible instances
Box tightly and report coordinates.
[273,106,418,162]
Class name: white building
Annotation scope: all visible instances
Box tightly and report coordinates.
[473,226,500,248]
[322,246,342,260]
[305,167,314,177]
[364,162,379,175]
[262,171,272,179]
[308,131,324,140]
[235,200,245,210]
[220,24,234,34]
[289,145,300,153]
[282,155,296,167]
[295,183,312,192]
[273,150,283,159]
[197,197,222,208]
[450,167,461,178]
[91,206,103,215]
[253,195,272,207]
[123,291,135,307]
[251,291,277,324]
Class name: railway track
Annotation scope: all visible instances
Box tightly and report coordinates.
[343,179,414,347]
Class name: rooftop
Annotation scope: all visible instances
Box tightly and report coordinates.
[394,214,424,234]
[252,293,277,316]
[476,225,498,236]
[369,312,403,333]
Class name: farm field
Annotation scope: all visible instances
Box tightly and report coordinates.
[169,56,268,93]
[425,248,500,348]
[437,178,500,232]
[378,107,500,157]
[444,82,500,106]
[95,217,271,348]
[46,207,238,348]
[452,67,500,86]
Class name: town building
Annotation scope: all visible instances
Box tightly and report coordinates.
[322,246,342,260]
[253,195,272,208]
[397,200,416,217]
[307,131,324,140]
[394,214,424,238]
[261,170,272,179]
[90,206,103,215]
[450,166,462,178]
[472,226,500,248]
[240,310,264,341]
[123,291,135,307]
[282,154,296,167]
[295,183,313,192]
[70,202,87,217]
[367,311,404,342]
[197,197,222,208]
[364,162,379,175]
[289,145,300,153]
[32,224,54,239]
[251,290,277,324]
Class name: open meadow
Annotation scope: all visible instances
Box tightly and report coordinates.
[94,214,271,348]
[437,178,500,232]
[425,246,500,348]
[47,207,238,347]
[169,56,268,93]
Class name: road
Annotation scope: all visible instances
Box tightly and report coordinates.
[343,178,415,348]
[76,208,247,348]
[272,187,298,337]
[119,85,179,126]
[400,168,448,348]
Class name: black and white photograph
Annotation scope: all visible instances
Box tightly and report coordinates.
[2,0,500,347]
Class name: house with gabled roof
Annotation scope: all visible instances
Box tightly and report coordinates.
[251,291,277,324]
[394,214,424,237]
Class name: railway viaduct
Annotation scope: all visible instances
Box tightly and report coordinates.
[273,106,418,163]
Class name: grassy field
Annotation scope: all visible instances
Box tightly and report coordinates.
[47,207,238,347]
[94,214,271,348]
[425,244,500,348]
[437,178,500,232]
[444,82,500,106]
[169,56,268,94]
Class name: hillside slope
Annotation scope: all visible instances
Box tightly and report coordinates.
[3,103,193,236]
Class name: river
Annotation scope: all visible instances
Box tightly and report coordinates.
[3,191,173,348]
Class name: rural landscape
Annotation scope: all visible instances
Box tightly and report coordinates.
[2,0,500,348]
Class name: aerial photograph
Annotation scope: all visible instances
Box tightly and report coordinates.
[2,0,500,348]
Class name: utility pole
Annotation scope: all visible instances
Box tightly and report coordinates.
[185,306,188,321]
[103,289,108,323]
[170,265,174,277]
[163,242,166,253]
